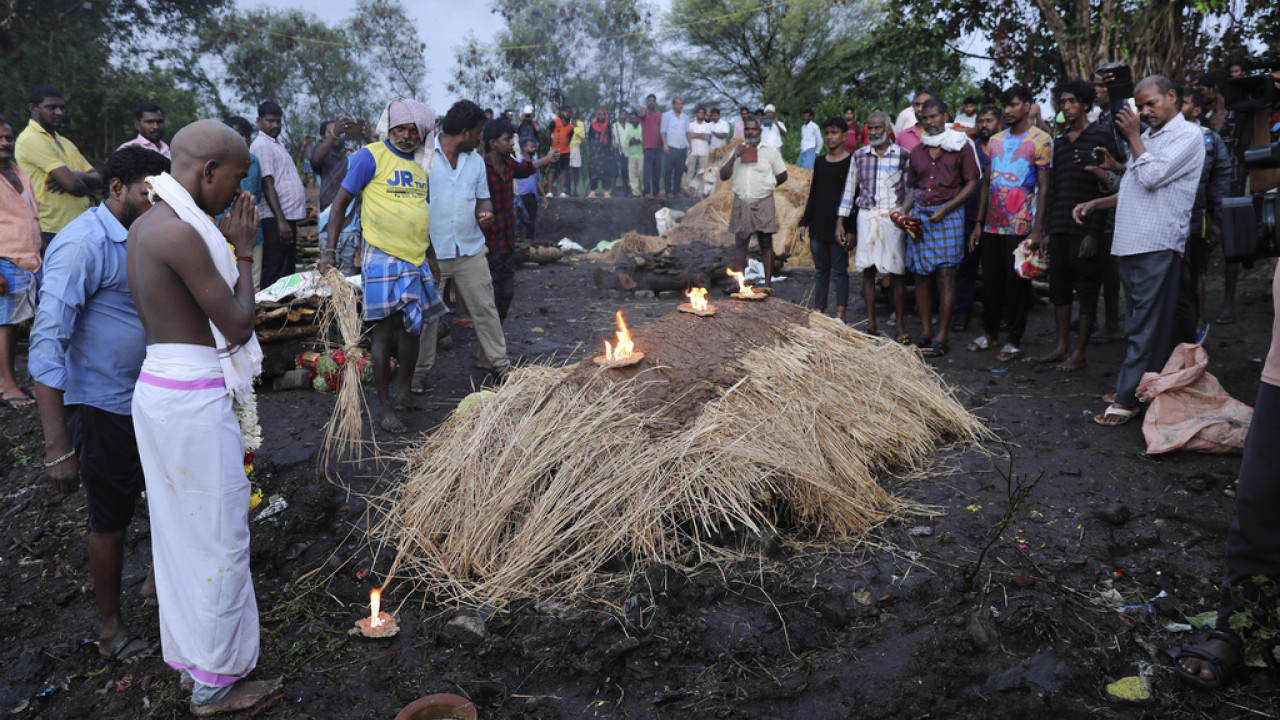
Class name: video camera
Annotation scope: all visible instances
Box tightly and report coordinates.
[1221,142,1280,264]
[1224,57,1280,113]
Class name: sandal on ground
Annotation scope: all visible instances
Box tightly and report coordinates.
[100,632,155,663]
[1173,630,1244,690]
[1093,404,1140,426]
[1215,312,1236,325]
[921,340,949,358]
[915,334,932,348]
[895,333,912,345]
[3,392,34,408]
[1090,330,1123,343]
[452,318,474,329]
[996,344,1021,362]
[968,336,992,352]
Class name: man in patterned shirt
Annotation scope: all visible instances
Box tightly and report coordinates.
[480,119,558,329]
[1074,75,1204,426]
[250,101,307,288]
[967,85,1053,362]
[836,111,910,338]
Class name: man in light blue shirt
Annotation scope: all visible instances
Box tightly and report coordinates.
[660,97,690,197]
[30,146,170,664]
[415,100,510,390]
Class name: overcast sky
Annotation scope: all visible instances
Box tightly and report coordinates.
[234,0,673,107]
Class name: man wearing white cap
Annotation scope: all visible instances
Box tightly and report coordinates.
[760,104,787,149]
[319,98,448,433]
[517,106,541,150]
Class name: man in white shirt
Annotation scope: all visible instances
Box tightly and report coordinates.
[685,107,711,193]
[759,104,787,149]
[707,108,730,150]
[797,108,821,169]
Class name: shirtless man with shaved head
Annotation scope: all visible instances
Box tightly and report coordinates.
[128,119,281,716]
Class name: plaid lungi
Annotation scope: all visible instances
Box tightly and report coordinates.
[905,204,965,275]
[0,258,37,325]
[360,245,447,335]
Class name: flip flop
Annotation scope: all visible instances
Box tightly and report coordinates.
[967,336,992,352]
[452,318,474,329]
[100,632,155,662]
[996,344,1021,362]
[1090,330,1123,343]
[1215,312,1235,325]
[1093,404,1140,426]
[895,333,912,345]
[3,392,34,408]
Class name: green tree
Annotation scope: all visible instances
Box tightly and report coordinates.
[348,0,429,104]
[584,0,661,109]
[0,0,228,163]
[446,32,506,110]
[187,8,374,149]
[493,0,596,113]
[664,0,870,112]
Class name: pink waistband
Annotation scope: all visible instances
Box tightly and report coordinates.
[138,372,226,391]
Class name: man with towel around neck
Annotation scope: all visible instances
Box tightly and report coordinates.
[127,119,280,717]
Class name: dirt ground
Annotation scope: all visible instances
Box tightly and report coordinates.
[2,197,1278,719]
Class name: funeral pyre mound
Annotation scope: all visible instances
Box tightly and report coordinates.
[376,300,988,607]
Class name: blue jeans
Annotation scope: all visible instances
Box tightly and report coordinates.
[810,237,849,310]
[796,148,816,169]
[643,148,662,196]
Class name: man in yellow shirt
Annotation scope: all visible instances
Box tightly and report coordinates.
[15,85,100,243]
[569,108,586,197]
[319,98,446,433]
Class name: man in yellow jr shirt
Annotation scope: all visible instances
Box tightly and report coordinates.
[319,99,446,433]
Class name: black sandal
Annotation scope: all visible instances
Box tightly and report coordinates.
[1173,629,1244,690]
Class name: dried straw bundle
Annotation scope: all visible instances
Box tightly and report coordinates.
[375,302,987,607]
[319,267,373,466]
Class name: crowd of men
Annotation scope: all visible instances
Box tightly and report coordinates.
[0,56,1278,710]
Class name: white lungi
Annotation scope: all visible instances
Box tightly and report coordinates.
[855,208,907,275]
[132,343,258,693]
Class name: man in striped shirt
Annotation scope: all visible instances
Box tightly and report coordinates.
[1074,75,1204,427]
[250,101,307,288]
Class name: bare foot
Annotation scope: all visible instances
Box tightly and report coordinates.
[189,677,283,717]
[1053,353,1086,372]
[1036,347,1069,364]
[379,409,407,433]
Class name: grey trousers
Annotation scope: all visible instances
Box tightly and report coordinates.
[415,250,510,382]
[1114,250,1195,406]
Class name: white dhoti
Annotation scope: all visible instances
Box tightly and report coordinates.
[132,343,258,700]
[855,208,907,275]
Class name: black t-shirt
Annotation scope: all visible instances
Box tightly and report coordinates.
[799,153,854,243]
[314,151,349,212]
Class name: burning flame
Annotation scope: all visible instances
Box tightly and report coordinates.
[370,588,383,628]
[726,268,755,296]
[603,310,635,361]
[686,287,709,312]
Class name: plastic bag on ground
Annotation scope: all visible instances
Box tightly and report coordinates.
[558,238,587,253]
[655,207,686,237]
[745,258,786,284]
[1136,343,1252,454]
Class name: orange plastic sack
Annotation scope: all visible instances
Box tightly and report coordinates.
[1136,343,1252,454]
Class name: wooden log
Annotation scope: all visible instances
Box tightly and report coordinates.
[256,325,319,343]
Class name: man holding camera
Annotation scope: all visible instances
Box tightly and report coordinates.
[1074,75,1203,427]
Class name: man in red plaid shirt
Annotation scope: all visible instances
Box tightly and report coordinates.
[480,119,558,354]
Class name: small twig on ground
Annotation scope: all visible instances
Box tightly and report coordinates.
[962,452,1043,593]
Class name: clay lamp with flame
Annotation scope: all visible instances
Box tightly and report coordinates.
[678,287,717,317]
[351,587,399,638]
[727,268,770,300]
[594,310,644,368]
